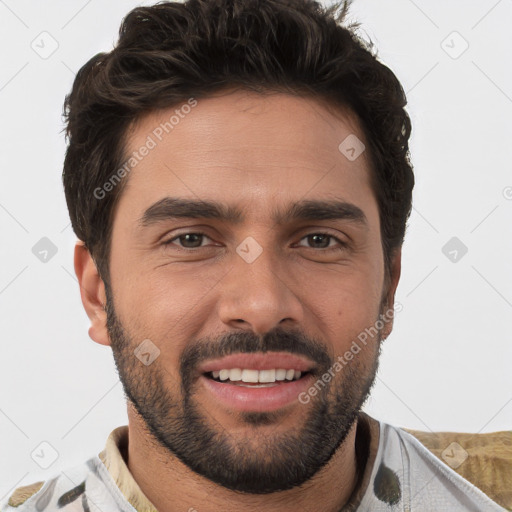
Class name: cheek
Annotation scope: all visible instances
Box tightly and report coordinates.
[113,266,219,347]
[311,268,384,350]
[319,264,382,312]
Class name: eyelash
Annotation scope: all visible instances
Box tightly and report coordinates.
[162,231,348,252]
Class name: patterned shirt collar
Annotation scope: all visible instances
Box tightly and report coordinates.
[97,411,380,512]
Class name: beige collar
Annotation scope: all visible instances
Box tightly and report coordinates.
[98,426,158,512]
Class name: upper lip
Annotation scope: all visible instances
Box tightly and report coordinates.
[198,351,316,374]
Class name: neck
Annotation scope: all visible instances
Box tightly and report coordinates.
[125,404,363,512]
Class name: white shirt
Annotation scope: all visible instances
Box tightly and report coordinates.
[2,417,507,511]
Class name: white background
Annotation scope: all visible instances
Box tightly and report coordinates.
[1,0,511,500]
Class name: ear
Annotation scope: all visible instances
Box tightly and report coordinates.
[74,241,110,346]
[380,247,402,341]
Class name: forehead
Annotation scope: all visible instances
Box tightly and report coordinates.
[117,90,376,224]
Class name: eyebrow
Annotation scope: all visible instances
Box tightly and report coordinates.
[138,196,368,229]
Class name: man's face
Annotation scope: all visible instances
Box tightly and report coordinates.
[104,90,396,493]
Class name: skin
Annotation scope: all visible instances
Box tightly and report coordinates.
[75,90,401,512]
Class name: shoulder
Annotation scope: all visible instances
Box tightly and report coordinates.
[1,458,96,511]
[401,427,512,511]
[2,480,46,509]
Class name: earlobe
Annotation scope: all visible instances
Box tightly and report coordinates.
[74,241,111,346]
[388,247,402,307]
[381,247,402,341]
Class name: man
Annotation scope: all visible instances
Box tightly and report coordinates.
[3,0,510,511]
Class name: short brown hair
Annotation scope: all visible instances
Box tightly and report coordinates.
[62,0,414,285]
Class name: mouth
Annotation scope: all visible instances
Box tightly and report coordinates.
[198,352,316,412]
[204,368,310,387]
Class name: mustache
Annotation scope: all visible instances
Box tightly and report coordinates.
[180,327,333,387]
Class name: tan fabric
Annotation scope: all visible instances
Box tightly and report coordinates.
[7,481,44,508]
[403,427,512,511]
[98,426,158,512]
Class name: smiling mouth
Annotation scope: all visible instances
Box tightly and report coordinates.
[204,368,310,387]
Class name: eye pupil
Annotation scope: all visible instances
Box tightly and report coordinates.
[180,234,202,248]
[309,234,330,248]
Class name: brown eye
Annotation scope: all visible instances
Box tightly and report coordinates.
[297,233,347,250]
[306,234,331,248]
[164,232,211,249]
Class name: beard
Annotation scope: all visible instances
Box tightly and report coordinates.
[105,283,383,494]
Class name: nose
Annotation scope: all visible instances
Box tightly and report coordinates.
[217,243,304,335]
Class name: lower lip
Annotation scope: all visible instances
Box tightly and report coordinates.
[200,374,314,412]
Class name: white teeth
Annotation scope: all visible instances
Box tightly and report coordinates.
[209,368,304,383]
[241,369,259,382]
[228,368,242,381]
[275,369,287,380]
[258,369,276,383]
